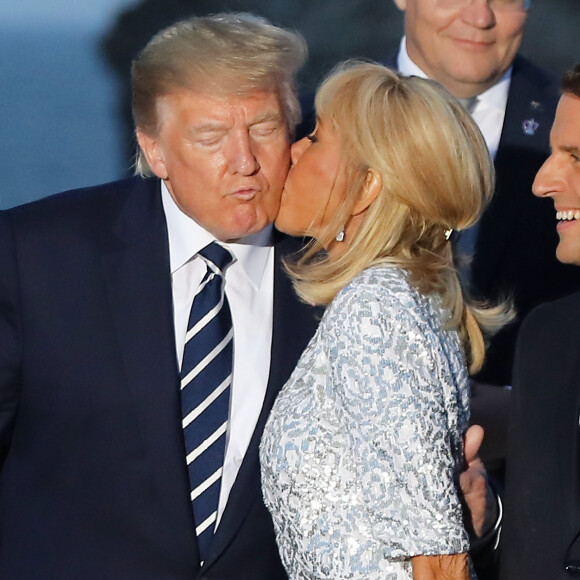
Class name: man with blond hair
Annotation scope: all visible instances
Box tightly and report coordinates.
[0,11,490,580]
[0,13,315,579]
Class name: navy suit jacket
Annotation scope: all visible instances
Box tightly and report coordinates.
[500,292,580,579]
[300,54,580,386]
[469,55,580,385]
[0,176,320,579]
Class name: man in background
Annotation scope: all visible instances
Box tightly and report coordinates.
[500,63,580,580]
[389,0,580,470]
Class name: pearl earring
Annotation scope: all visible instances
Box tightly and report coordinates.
[335,229,345,242]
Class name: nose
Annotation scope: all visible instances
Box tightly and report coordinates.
[290,137,310,166]
[228,131,260,176]
[532,154,564,198]
[460,0,496,28]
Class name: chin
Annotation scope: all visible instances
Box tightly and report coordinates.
[227,209,273,240]
[556,246,580,267]
[275,221,306,238]
[273,215,289,233]
[274,223,293,236]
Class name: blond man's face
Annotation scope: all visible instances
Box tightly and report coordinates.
[138,89,291,242]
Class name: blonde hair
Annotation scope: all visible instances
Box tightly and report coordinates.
[131,12,308,176]
[289,61,512,373]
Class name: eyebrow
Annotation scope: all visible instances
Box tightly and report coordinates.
[249,111,284,126]
[189,112,284,135]
[189,123,228,135]
[561,145,580,155]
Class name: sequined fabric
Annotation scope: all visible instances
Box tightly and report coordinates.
[260,266,473,579]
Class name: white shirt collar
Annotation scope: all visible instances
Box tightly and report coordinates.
[396,36,511,112]
[160,180,273,289]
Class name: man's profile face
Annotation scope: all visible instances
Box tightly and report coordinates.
[533,93,580,267]
[393,0,527,98]
[137,89,291,242]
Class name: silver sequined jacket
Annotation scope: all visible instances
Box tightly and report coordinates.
[260,265,472,579]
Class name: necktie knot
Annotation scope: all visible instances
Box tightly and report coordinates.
[198,242,234,275]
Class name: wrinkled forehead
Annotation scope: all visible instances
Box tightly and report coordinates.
[176,64,281,97]
[167,73,284,115]
[153,86,286,128]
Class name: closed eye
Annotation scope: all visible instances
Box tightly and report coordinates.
[197,136,222,147]
[250,123,281,138]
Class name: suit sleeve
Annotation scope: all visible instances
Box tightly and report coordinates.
[500,298,577,579]
[0,211,22,466]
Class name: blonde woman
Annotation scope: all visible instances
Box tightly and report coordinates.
[260,61,509,579]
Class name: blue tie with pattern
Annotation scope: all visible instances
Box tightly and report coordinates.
[180,242,234,563]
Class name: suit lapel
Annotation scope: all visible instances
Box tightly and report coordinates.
[206,233,321,565]
[101,178,200,562]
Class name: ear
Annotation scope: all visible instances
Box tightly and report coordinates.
[392,0,407,11]
[352,168,382,216]
[136,128,168,179]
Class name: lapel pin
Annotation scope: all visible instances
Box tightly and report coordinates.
[530,100,541,110]
[523,118,539,136]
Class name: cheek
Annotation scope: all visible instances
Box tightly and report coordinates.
[260,155,291,216]
[164,158,225,216]
[277,176,312,226]
[165,146,217,183]
[284,164,314,212]
[416,9,448,39]
[265,144,291,184]
[572,178,580,201]
[497,21,525,52]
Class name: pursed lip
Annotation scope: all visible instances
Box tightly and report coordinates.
[229,186,260,200]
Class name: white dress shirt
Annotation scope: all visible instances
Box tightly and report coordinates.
[161,182,274,527]
[397,36,510,161]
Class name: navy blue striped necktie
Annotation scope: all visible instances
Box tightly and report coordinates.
[180,242,234,563]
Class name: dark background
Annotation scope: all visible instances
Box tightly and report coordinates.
[1,0,578,208]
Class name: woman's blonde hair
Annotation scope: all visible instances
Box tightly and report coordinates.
[288,60,512,373]
[131,12,307,175]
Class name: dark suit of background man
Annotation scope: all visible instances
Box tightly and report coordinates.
[386,0,580,471]
[500,64,580,580]
[0,13,319,579]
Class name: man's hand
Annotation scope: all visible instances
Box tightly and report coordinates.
[460,424,487,537]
